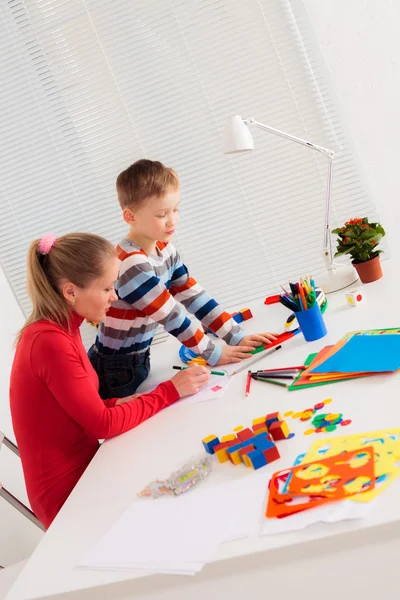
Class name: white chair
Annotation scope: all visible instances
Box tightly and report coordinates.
[0,431,45,569]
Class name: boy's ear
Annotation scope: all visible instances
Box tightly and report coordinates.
[123,208,135,225]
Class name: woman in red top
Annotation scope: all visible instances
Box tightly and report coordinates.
[9,233,209,529]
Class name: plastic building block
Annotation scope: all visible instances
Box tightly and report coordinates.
[263,444,281,464]
[346,289,364,307]
[239,444,255,467]
[252,424,268,435]
[265,412,282,428]
[237,428,254,442]
[202,434,220,454]
[232,312,244,324]
[269,420,290,441]
[240,308,253,321]
[226,443,246,465]
[221,434,236,442]
[253,435,275,452]
[233,426,244,433]
[252,416,267,426]
[247,449,268,470]
[214,440,237,463]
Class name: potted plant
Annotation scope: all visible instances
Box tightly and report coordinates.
[332,217,385,283]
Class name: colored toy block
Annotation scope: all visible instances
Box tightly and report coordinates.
[239,444,255,467]
[265,412,282,428]
[226,442,246,465]
[202,434,220,454]
[237,428,254,442]
[247,449,268,470]
[232,312,244,324]
[253,435,275,452]
[221,434,236,442]
[240,308,253,321]
[269,420,290,441]
[214,440,237,463]
[252,424,268,435]
[263,444,281,464]
[346,289,364,307]
[252,416,267,426]
[233,426,244,433]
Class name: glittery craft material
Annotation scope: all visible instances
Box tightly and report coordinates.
[138,457,211,499]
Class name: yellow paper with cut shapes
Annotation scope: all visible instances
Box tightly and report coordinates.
[302,428,400,502]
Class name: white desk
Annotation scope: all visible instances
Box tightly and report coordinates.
[7,261,400,600]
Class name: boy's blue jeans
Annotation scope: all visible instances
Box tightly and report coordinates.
[88,346,150,400]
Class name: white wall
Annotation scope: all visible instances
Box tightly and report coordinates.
[302,0,400,258]
[1,0,399,568]
[0,266,43,566]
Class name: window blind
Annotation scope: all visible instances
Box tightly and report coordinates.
[0,0,379,348]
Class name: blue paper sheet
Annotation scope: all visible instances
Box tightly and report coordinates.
[310,334,400,374]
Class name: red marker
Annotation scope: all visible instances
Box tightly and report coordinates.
[245,370,252,397]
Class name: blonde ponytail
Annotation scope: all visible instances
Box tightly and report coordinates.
[16,233,116,343]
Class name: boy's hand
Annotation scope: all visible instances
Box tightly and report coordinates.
[240,333,278,348]
[170,365,210,398]
[216,344,255,365]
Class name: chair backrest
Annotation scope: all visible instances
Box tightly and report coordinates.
[0,431,45,532]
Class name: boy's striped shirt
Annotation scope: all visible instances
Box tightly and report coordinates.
[95,238,245,366]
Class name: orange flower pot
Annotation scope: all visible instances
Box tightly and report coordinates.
[352,255,383,283]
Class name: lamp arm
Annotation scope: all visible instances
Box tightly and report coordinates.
[246,118,335,160]
[245,117,335,266]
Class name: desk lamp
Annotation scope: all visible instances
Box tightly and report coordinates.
[222,115,358,293]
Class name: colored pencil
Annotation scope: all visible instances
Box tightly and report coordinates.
[253,370,299,376]
[173,366,226,376]
[230,344,282,376]
[251,373,295,380]
[252,376,288,388]
[255,365,306,372]
[245,370,252,397]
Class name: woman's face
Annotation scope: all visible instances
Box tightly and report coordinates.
[69,256,120,324]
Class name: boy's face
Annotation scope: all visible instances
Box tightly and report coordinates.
[127,188,181,243]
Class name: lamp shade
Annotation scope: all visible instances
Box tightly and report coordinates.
[222,115,254,154]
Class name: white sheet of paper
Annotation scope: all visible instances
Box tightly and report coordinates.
[139,373,232,405]
[79,480,243,575]
[259,496,374,535]
[222,471,269,541]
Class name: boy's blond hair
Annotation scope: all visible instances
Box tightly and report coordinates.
[116,159,179,210]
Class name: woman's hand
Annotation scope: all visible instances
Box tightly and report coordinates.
[170,365,210,398]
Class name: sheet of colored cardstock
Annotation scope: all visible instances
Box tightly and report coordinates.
[310,334,400,374]
[288,349,373,390]
[287,447,375,499]
[298,328,400,381]
[302,429,400,502]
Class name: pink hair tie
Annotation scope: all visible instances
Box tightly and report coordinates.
[38,234,57,255]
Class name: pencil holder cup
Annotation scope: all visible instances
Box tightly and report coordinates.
[296,302,327,342]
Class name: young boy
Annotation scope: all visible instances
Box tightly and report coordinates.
[89,159,276,399]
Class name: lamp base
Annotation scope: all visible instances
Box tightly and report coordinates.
[319,261,359,294]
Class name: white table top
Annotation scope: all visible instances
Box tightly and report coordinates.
[7,260,400,600]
